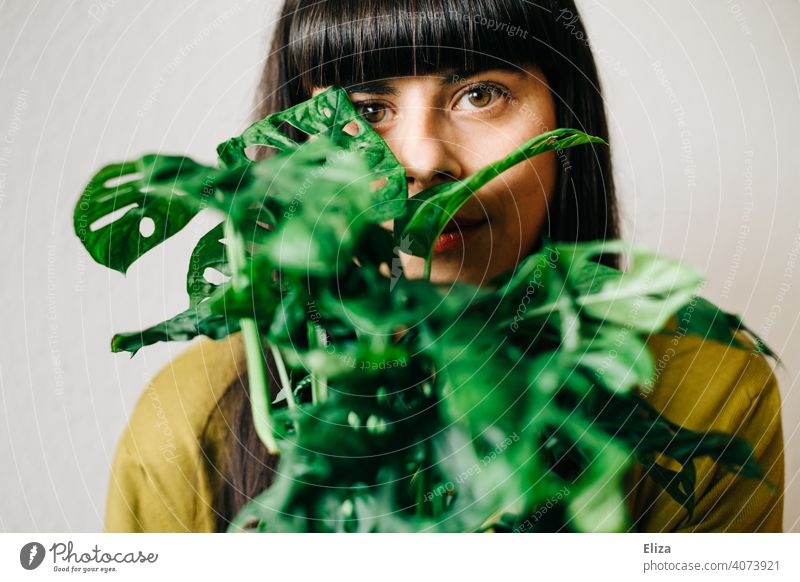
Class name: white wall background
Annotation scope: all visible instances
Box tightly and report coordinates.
[0,0,797,532]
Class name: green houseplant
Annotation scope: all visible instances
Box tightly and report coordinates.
[74,87,779,532]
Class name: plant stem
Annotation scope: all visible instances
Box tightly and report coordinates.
[308,322,329,404]
[315,326,329,402]
[269,342,300,437]
[307,321,319,405]
[241,321,280,454]
[224,218,280,455]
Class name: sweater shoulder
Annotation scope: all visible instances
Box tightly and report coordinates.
[105,333,245,532]
[627,318,783,532]
[642,321,778,432]
[123,332,246,456]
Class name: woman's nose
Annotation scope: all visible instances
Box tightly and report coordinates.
[387,108,463,197]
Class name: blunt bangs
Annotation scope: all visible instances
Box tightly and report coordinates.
[285,0,551,96]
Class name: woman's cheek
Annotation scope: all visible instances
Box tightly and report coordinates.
[490,154,556,240]
[489,152,554,202]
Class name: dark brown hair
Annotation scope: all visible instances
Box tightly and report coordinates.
[208,0,620,532]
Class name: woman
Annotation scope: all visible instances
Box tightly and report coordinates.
[104,0,783,533]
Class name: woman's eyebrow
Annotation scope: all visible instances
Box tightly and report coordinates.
[344,67,527,95]
[345,81,399,96]
[441,67,528,85]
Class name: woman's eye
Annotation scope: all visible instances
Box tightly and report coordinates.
[456,84,508,111]
[355,102,389,125]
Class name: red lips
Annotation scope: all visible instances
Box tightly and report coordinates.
[434,217,487,253]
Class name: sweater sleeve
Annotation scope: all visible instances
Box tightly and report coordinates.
[625,333,785,532]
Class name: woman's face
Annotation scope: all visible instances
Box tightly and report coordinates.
[311,65,557,286]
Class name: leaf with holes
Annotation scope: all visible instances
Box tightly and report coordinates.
[217,86,406,222]
[74,156,211,274]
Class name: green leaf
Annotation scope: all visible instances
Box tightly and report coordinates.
[187,222,229,306]
[567,461,631,532]
[596,394,767,519]
[567,327,655,394]
[216,86,406,222]
[670,295,782,366]
[229,136,379,276]
[111,299,239,356]
[560,418,633,532]
[74,156,208,274]
[554,240,704,333]
[398,129,606,259]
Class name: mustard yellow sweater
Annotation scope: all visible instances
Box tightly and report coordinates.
[104,324,784,532]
